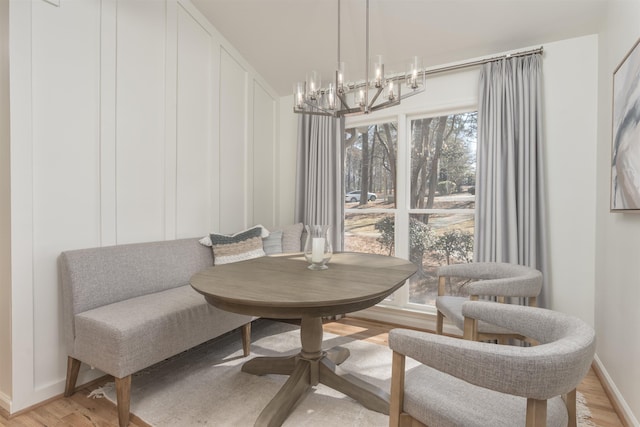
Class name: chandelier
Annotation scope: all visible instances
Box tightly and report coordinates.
[293,0,425,117]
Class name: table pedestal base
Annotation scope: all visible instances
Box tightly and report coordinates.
[241,317,390,427]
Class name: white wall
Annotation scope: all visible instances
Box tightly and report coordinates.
[0,0,11,410]
[595,1,640,425]
[543,35,598,325]
[3,0,279,413]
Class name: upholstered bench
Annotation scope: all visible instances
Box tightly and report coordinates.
[60,238,254,427]
[59,223,304,427]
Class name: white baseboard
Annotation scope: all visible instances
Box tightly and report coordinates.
[593,354,639,427]
[2,366,104,416]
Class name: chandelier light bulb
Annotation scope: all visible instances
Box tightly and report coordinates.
[374,55,383,88]
[295,82,306,109]
[327,83,336,110]
[387,80,395,100]
[337,62,346,93]
[407,56,422,90]
[307,71,320,100]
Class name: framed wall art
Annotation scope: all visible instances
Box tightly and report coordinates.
[611,37,640,212]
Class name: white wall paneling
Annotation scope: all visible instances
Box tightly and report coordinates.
[175,5,213,238]
[100,0,117,246]
[31,0,102,390]
[115,0,166,244]
[8,0,36,411]
[163,0,178,240]
[219,48,249,233]
[0,0,12,411]
[277,95,297,227]
[252,81,277,229]
[4,0,281,412]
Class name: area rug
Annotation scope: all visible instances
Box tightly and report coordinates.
[90,319,596,426]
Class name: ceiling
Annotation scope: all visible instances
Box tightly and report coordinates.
[190,0,608,96]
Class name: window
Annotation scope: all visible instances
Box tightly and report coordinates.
[344,121,397,257]
[344,111,477,312]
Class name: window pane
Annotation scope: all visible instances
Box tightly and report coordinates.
[345,212,396,302]
[344,122,397,209]
[410,113,477,210]
[407,213,474,306]
[344,212,395,256]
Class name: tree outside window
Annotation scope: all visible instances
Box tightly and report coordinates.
[343,122,396,258]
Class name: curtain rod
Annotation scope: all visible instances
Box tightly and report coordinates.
[424,46,544,76]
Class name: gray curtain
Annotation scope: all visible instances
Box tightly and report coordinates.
[294,115,344,251]
[474,54,549,307]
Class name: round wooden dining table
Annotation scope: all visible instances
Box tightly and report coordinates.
[190,252,417,427]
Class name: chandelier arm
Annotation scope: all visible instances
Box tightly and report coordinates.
[296,110,336,117]
[299,100,337,116]
[399,85,425,101]
[337,92,351,110]
[370,99,401,113]
[337,106,366,117]
[398,80,426,100]
[368,86,384,108]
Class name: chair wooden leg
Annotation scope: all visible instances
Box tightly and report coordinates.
[389,351,405,427]
[399,414,427,427]
[115,375,131,427]
[526,398,547,427]
[437,275,446,295]
[64,356,81,397]
[241,322,251,357]
[436,310,444,335]
[463,317,478,341]
[565,388,577,427]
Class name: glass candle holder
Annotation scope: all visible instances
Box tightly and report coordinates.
[304,225,332,270]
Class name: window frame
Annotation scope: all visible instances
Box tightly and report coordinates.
[344,104,478,317]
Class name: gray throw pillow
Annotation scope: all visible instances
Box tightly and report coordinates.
[271,223,304,253]
[262,231,284,255]
[209,226,266,265]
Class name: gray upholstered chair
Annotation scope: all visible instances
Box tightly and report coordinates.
[389,301,596,427]
[436,262,543,341]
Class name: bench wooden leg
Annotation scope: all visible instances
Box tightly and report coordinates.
[64,356,81,397]
[115,375,131,427]
[241,322,251,357]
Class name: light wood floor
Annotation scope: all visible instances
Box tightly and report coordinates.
[0,317,624,427]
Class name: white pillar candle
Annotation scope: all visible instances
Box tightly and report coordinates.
[312,237,325,263]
